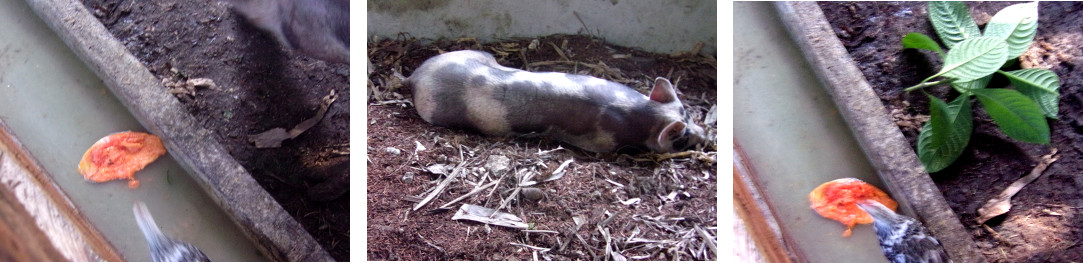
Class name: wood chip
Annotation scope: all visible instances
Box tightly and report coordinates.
[508,242,550,253]
[618,198,641,206]
[693,225,717,256]
[521,229,559,234]
[425,164,452,176]
[523,158,572,186]
[417,233,446,254]
[604,178,625,188]
[438,178,501,210]
[451,204,528,229]
[545,159,573,182]
[186,78,217,90]
[414,161,467,211]
[653,151,716,163]
[536,146,565,155]
[704,104,717,126]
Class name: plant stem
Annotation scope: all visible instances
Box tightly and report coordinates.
[905,79,951,92]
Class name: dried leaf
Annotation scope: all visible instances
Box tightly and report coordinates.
[977,148,1058,224]
[249,90,337,148]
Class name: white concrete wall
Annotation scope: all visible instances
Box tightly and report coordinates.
[367,0,716,54]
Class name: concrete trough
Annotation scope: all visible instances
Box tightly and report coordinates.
[0,0,332,260]
[773,2,983,261]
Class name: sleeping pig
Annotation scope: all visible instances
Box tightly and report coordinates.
[407,50,707,153]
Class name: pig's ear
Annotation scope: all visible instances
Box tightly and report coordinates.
[656,121,687,151]
[649,77,678,103]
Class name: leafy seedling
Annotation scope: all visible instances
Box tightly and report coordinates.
[903,1,1060,173]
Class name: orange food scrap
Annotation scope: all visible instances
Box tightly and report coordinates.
[809,178,897,237]
[78,131,166,189]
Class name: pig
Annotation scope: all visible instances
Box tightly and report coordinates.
[407,50,708,153]
[232,0,349,63]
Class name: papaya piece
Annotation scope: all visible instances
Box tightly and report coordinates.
[78,131,166,189]
[809,178,898,237]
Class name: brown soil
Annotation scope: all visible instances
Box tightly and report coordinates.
[79,0,350,260]
[366,34,717,260]
[820,2,1083,262]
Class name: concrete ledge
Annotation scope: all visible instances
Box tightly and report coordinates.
[774,2,985,263]
[368,0,716,54]
[23,0,331,261]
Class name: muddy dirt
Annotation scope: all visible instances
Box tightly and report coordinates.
[367,34,717,260]
[820,2,1083,262]
[79,0,350,260]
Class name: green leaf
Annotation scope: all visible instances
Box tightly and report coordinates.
[951,75,991,93]
[984,2,1039,59]
[903,32,944,56]
[918,95,973,173]
[928,1,982,49]
[972,88,1050,144]
[937,37,1009,82]
[1002,68,1060,118]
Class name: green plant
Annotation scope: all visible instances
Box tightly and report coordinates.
[903,1,1060,173]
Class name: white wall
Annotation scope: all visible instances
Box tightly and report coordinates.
[367,0,716,54]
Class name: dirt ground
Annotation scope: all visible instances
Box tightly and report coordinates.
[366,34,717,260]
[80,0,350,260]
[820,2,1083,262]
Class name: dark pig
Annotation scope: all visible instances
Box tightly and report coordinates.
[232,0,349,63]
[407,50,707,153]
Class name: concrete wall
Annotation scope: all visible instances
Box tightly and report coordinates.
[367,0,716,54]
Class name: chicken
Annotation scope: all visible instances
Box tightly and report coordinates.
[856,200,951,263]
[133,201,210,262]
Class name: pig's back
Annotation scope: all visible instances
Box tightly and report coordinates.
[408,50,655,152]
